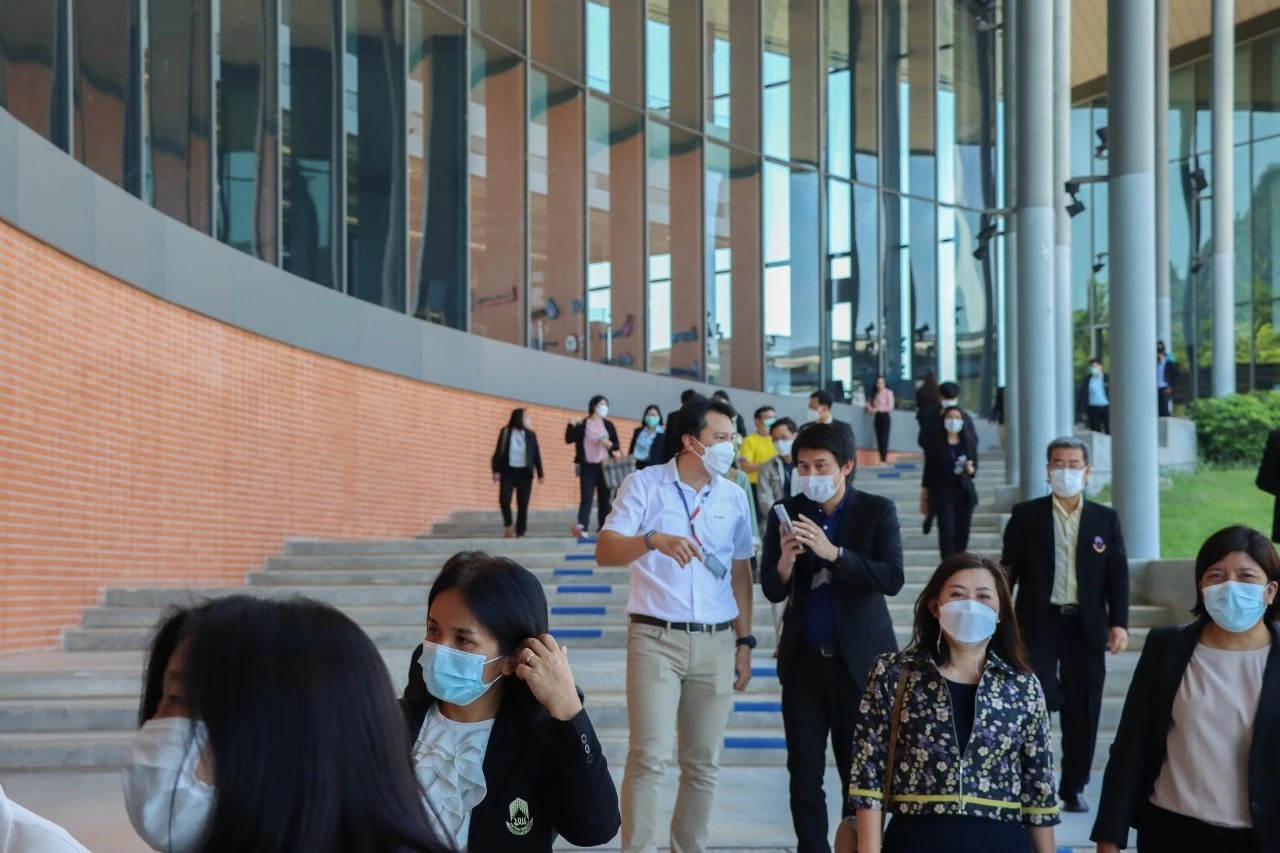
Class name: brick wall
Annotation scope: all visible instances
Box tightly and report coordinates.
[0,220,637,652]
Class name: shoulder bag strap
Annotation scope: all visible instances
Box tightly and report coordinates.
[881,661,913,832]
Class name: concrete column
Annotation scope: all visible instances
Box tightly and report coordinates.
[1016,0,1056,499]
[1053,0,1074,434]
[1109,0,1161,560]
[1003,0,1019,485]
[1211,0,1236,397]
[1155,0,1172,350]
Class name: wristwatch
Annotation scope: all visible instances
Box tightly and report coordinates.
[736,635,758,649]
[644,530,658,551]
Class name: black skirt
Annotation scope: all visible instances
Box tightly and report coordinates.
[884,814,1032,853]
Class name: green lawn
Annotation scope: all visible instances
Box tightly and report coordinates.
[1097,467,1273,558]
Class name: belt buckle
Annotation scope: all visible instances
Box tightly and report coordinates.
[1060,604,1079,616]
[687,623,705,634]
[819,644,835,658]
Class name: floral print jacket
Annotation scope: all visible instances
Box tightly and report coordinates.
[848,649,1061,827]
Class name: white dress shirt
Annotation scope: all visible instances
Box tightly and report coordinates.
[603,458,754,623]
[1050,496,1082,606]
[413,707,496,852]
[0,785,91,853]
[507,429,528,469]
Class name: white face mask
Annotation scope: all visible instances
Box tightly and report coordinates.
[122,717,216,853]
[1049,468,1086,498]
[774,438,794,456]
[806,408,821,423]
[944,418,964,434]
[798,473,839,504]
[940,398,959,408]
[696,438,736,477]
[594,404,609,418]
[939,599,999,645]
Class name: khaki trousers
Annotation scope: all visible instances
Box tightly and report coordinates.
[620,620,735,853]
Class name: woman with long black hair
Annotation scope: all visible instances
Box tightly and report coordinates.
[565,395,621,539]
[492,407,544,538]
[402,551,620,851]
[125,596,450,853]
[920,404,980,559]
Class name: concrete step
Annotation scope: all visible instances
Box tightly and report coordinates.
[283,537,598,556]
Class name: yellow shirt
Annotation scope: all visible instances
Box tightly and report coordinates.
[738,433,777,484]
[1050,497,1082,606]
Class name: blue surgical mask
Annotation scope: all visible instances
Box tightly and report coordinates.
[420,641,503,706]
[939,599,999,645]
[1202,580,1272,634]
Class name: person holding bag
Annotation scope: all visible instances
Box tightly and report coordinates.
[846,553,1060,853]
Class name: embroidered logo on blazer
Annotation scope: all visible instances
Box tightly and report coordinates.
[1093,535,1107,554]
[506,797,533,836]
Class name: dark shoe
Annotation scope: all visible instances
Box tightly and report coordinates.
[922,513,934,535]
[1062,795,1089,813]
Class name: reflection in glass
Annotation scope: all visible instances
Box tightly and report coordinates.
[529,70,585,358]
[346,0,405,309]
[1252,137,1280,388]
[763,0,819,166]
[586,96,646,369]
[828,179,879,401]
[73,0,143,193]
[0,0,70,148]
[647,121,703,378]
[1169,66,1195,162]
[937,1,996,210]
[585,0,643,106]
[705,0,760,149]
[1252,35,1280,141]
[282,0,341,289]
[881,0,935,199]
[705,143,762,389]
[408,1,467,329]
[146,0,213,231]
[531,0,582,83]
[880,192,936,393]
[646,0,700,128]
[825,0,877,181]
[470,0,523,52]
[952,208,996,413]
[216,0,280,261]
[764,161,821,395]
[469,36,527,344]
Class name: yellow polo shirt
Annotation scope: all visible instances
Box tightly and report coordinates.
[738,433,777,484]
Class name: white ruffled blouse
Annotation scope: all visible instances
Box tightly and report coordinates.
[412,706,496,852]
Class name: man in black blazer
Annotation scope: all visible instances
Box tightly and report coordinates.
[1257,428,1280,542]
[760,423,904,853]
[1001,436,1130,815]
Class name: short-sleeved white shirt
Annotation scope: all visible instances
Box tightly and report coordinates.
[603,458,754,623]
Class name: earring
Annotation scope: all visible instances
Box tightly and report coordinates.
[936,631,942,654]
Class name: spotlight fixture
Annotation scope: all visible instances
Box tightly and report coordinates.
[973,243,989,261]
[1189,167,1208,196]
[1095,127,1109,159]
[1064,179,1080,196]
[1191,254,1207,274]
[977,220,998,243]
[1067,198,1086,218]
[1092,252,1108,274]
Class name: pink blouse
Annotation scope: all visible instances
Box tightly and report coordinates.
[870,389,895,413]
[584,418,610,464]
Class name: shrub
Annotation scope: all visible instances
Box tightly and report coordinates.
[1187,391,1280,465]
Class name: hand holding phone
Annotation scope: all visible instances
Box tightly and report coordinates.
[773,504,796,535]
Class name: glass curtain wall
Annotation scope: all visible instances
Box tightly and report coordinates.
[0,1,70,149]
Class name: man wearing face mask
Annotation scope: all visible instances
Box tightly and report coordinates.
[759,423,905,853]
[595,396,756,853]
[803,390,856,447]
[1000,436,1130,815]
[1077,358,1111,434]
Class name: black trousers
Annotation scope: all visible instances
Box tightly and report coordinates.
[576,462,612,531]
[1029,607,1105,798]
[781,648,861,853]
[1158,389,1172,417]
[929,480,974,559]
[499,469,534,536]
[1086,405,1110,434]
[1138,804,1259,853]
[873,412,891,462]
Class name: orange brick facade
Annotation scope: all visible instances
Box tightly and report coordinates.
[0,220,637,652]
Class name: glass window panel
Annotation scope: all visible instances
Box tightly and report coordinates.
[1170,65,1195,161]
[469,35,527,344]
[828,179,879,401]
[1195,58,1212,155]
[1252,138,1280,388]
[1236,300,1253,392]
[705,143,762,389]
[825,0,877,182]
[1092,178,1110,332]
[73,0,143,193]
[939,1,996,210]
[647,121,703,378]
[470,0,523,52]
[1170,160,1192,312]
[146,0,213,231]
[763,0,819,167]
[345,0,405,309]
[953,208,996,413]
[281,0,341,289]
[705,0,760,149]
[0,0,70,147]
[585,0,642,106]
[531,0,582,83]
[529,70,585,358]
[216,0,280,261]
[408,1,468,329]
[1262,300,1280,390]
[1236,143,1251,306]
[646,0,700,128]
[880,191,936,393]
[429,0,463,18]
[1252,34,1280,141]
[881,0,934,198]
[1237,42,1252,144]
[763,162,820,395]
[587,96,646,369]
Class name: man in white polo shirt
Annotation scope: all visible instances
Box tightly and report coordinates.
[596,396,756,853]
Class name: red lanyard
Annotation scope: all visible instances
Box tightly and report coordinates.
[674,484,706,549]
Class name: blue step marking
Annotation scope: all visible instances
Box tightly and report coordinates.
[724,736,787,750]
[556,584,612,594]
[550,627,603,639]
[564,553,595,561]
[894,462,918,470]
[876,471,903,479]
[734,701,782,713]
[750,666,777,678]
[576,536,598,544]
[551,605,608,616]
[554,568,594,576]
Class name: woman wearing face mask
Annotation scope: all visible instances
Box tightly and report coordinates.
[566,395,621,539]
[628,404,667,470]
[402,551,620,852]
[920,404,979,559]
[848,553,1060,853]
[866,376,896,466]
[1092,526,1280,853]
[124,596,451,853]
[493,407,545,538]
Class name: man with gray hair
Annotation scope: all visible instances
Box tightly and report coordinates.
[1000,436,1130,815]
